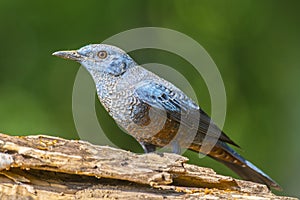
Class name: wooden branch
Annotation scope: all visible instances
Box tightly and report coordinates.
[0,133,296,199]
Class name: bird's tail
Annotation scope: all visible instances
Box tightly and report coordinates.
[216,157,281,190]
[190,142,281,190]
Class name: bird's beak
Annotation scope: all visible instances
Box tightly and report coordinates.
[52,50,84,62]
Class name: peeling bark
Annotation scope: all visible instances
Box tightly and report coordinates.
[0,133,296,199]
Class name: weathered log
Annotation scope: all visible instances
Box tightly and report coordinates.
[0,133,296,199]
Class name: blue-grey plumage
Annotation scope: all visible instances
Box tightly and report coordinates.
[53,44,281,190]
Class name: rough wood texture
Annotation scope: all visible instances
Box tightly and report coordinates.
[0,133,296,199]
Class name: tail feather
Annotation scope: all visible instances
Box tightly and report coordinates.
[191,142,281,190]
[214,156,281,190]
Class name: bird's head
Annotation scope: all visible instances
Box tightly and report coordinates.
[53,44,136,76]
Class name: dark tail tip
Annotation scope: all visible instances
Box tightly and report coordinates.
[220,158,282,191]
[206,142,281,191]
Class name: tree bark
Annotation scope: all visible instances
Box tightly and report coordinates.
[0,133,296,200]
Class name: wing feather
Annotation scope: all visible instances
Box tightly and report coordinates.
[134,81,239,147]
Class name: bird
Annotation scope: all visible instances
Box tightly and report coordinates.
[53,44,281,190]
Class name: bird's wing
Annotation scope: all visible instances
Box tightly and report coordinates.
[134,81,238,147]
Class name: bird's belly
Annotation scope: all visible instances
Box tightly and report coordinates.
[121,109,197,148]
[107,89,196,148]
[126,118,179,146]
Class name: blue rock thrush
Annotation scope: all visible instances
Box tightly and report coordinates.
[53,44,280,190]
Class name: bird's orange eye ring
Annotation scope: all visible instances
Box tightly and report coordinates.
[97,51,107,59]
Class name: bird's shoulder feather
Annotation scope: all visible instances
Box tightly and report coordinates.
[133,80,239,147]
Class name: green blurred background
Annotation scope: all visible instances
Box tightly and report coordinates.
[0,0,299,197]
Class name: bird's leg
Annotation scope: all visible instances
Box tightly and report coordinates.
[139,141,156,153]
[171,140,181,154]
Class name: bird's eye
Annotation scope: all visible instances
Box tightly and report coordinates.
[97,51,107,59]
